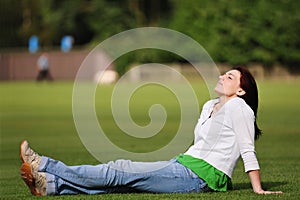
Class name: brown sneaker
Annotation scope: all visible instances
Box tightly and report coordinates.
[20,162,46,196]
[20,140,41,172]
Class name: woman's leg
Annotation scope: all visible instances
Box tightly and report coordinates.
[39,157,208,195]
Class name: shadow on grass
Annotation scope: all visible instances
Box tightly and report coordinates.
[233,181,287,190]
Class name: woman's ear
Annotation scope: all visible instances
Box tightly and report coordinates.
[236,89,246,96]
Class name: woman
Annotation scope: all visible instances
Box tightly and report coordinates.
[20,67,282,196]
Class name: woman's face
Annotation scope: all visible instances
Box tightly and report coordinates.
[214,69,245,98]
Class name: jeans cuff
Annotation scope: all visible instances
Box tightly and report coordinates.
[38,156,49,172]
[45,173,56,195]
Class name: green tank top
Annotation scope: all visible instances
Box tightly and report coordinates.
[176,154,232,191]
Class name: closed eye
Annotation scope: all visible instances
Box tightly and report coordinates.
[226,72,235,80]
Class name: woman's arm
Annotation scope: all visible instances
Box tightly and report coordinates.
[248,170,283,194]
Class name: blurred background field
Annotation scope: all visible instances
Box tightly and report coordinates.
[1,79,300,199]
[1,0,300,79]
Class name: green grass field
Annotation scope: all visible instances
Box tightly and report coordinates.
[1,79,299,199]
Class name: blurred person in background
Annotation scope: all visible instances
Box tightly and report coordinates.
[36,53,53,81]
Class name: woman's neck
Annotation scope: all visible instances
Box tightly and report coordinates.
[211,96,236,117]
[218,95,237,106]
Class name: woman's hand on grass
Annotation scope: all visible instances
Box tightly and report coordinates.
[248,170,283,195]
[255,189,283,195]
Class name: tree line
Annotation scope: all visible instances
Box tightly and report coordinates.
[1,0,299,73]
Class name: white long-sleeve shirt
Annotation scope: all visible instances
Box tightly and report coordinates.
[184,97,260,178]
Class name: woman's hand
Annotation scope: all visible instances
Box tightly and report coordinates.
[248,170,283,195]
[254,189,283,195]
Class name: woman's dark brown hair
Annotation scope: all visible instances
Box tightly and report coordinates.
[233,66,262,140]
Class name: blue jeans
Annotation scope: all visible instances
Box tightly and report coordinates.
[38,156,208,195]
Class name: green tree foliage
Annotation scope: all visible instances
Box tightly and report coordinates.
[168,0,300,70]
[19,0,95,46]
[1,0,299,72]
[0,0,23,47]
[84,0,136,46]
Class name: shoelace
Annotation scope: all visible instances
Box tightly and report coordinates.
[26,148,40,163]
[25,147,41,172]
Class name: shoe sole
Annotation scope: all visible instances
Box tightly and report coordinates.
[20,140,27,163]
[20,163,41,196]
